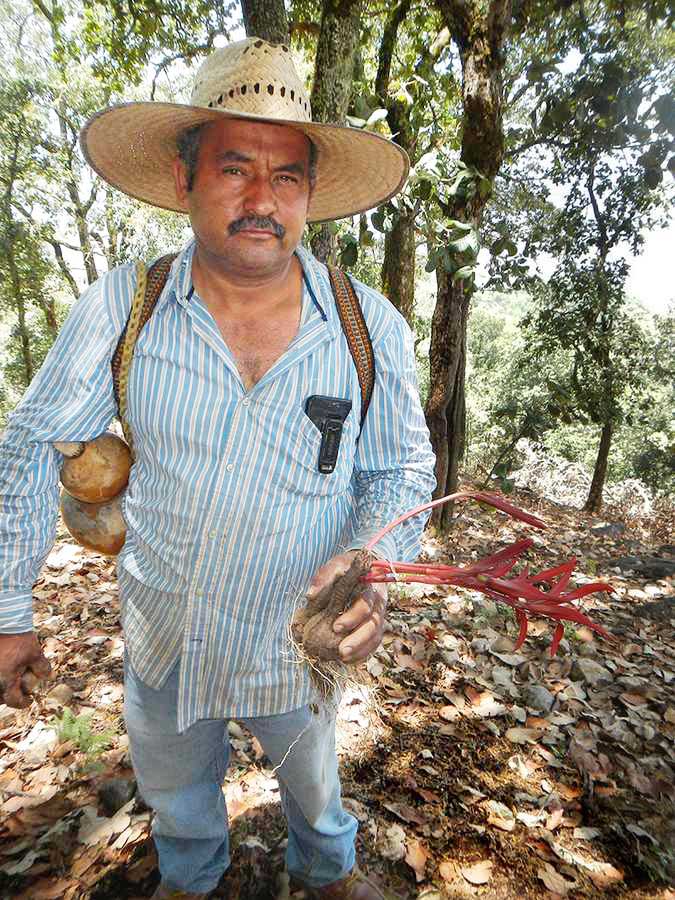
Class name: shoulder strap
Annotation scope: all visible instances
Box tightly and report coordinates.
[111,253,177,455]
[110,255,375,451]
[327,266,375,433]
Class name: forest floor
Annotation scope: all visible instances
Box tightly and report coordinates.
[0,486,673,900]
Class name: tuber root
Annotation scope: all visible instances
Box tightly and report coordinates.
[293,549,374,662]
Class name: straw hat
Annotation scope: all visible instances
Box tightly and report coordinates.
[80,37,409,223]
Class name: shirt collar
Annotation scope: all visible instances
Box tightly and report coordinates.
[160,237,338,329]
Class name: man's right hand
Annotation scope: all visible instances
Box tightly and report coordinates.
[0,632,51,709]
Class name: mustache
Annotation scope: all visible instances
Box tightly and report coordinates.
[228,215,286,238]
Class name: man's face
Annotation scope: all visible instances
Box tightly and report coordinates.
[173,118,312,279]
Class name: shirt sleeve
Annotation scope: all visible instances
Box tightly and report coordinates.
[346,315,437,562]
[0,273,122,633]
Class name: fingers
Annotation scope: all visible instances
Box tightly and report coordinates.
[21,671,41,693]
[338,615,382,663]
[0,632,50,708]
[3,674,32,709]
[306,552,357,599]
[334,587,387,663]
[29,654,52,680]
[333,593,375,633]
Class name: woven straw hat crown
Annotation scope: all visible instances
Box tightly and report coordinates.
[192,39,312,123]
[80,37,409,222]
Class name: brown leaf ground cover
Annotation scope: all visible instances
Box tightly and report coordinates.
[0,486,673,899]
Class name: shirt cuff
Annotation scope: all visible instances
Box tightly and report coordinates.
[345,532,398,563]
[0,592,34,633]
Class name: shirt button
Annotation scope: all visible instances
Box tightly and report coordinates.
[226,463,234,472]
[209,529,218,539]
[242,397,250,407]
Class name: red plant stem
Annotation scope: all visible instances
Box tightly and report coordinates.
[363,491,546,555]
[358,490,613,655]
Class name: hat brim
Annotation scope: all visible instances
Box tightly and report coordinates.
[80,103,409,223]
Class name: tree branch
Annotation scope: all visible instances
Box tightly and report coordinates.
[149,39,220,101]
[587,161,609,259]
[375,0,413,99]
[46,239,80,299]
[30,0,53,23]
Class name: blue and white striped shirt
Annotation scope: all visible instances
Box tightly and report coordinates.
[0,240,435,731]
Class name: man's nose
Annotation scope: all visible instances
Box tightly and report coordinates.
[243,176,277,216]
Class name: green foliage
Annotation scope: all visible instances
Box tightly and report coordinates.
[465,295,566,480]
[50,707,115,756]
[76,0,236,89]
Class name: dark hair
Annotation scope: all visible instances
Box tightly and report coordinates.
[176,124,204,192]
[176,123,318,193]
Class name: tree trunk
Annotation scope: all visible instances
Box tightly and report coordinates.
[35,295,59,339]
[309,0,362,263]
[240,0,290,43]
[310,0,361,125]
[47,239,79,300]
[425,263,468,522]
[375,0,417,325]
[16,294,34,385]
[441,296,468,525]
[310,227,338,266]
[584,422,613,513]
[427,0,512,529]
[66,177,98,285]
[381,207,416,325]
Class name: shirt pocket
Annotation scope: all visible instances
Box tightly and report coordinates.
[277,403,357,498]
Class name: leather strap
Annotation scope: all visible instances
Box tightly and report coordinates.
[111,255,375,448]
[327,266,376,433]
[111,254,177,456]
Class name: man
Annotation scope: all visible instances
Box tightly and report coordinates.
[0,38,435,899]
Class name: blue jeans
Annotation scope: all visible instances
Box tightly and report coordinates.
[123,657,357,893]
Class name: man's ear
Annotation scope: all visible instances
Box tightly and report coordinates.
[173,157,189,207]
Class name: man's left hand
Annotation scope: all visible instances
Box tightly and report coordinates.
[306,551,387,664]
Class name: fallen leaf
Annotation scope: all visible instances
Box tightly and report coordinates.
[588,863,624,888]
[78,799,134,847]
[382,801,427,826]
[438,860,457,884]
[486,800,515,832]
[626,823,658,844]
[573,827,601,840]
[555,783,582,801]
[505,727,542,744]
[545,808,564,831]
[517,810,546,827]
[394,653,425,671]
[413,787,442,804]
[378,823,407,861]
[490,652,526,666]
[538,862,573,894]
[472,693,507,718]
[405,838,429,882]
[461,859,493,885]
[620,692,647,706]
[525,715,550,730]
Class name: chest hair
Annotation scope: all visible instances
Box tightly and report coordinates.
[213,312,300,391]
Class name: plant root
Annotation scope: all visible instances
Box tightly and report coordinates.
[292,550,374,663]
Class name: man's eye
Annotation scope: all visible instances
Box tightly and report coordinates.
[223,167,243,175]
[277,174,299,184]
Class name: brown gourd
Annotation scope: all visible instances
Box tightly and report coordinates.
[55,433,131,555]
